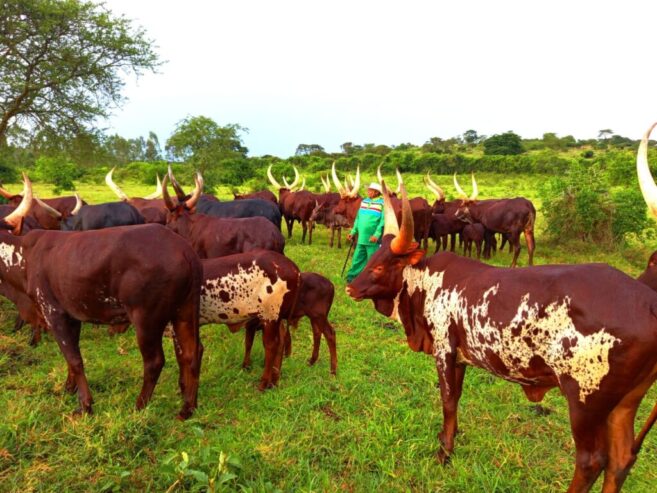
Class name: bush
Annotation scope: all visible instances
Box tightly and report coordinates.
[34,155,81,193]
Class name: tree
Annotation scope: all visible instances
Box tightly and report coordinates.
[483,131,524,156]
[165,116,248,173]
[462,129,481,145]
[295,144,325,156]
[144,131,161,162]
[598,129,613,140]
[0,0,160,145]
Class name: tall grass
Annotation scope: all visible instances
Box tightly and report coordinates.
[1,175,656,492]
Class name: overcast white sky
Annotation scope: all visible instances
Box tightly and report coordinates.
[102,0,657,157]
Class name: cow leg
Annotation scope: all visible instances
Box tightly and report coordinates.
[285,217,293,238]
[436,356,466,465]
[13,315,25,332]
[242,322,257,369]
[329,226,335,248]
[475,240,482,259]
[337,227,342,249]
[524,227,536,266]
[170,311,202,420]
[601,371,657,492]
[301,221,307,244]
[29,325,42,346]
[509,231,522,268]
[133,321,166,412]
[566,407,609,493]
[259,320,284,390]
[449,233,456,252]
[315,317,337,375]
[50,317,93,415]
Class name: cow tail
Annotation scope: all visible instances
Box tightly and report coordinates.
[285,270,302,333]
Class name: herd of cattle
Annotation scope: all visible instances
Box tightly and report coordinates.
[3,123,657,492]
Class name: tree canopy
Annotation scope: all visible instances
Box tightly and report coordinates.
[483,131,524,156]
[165,115,248,172]
[0,0,160,145]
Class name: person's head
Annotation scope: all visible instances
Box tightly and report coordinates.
[367,182,382,199]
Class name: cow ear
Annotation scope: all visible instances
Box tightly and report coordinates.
[405,248,425,266]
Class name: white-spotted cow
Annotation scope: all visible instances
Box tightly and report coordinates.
[198,250,301,390]
[346,173,657,492]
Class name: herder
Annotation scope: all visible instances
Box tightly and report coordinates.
[345,182,385,283]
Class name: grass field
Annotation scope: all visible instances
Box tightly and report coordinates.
[1,173,657,492]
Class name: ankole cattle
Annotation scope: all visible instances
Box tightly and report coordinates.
[0,176,203,419]
[243,272,337,375]
[161,175,285,257]
[0,182,83,229]
[197,250,301,390]
[452,174,536,267]
[233,189,278,205]
[346,176,657,492]
[267,165,317,243]
[60,194,145,231]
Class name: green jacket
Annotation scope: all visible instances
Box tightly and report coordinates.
[350,197,385,245]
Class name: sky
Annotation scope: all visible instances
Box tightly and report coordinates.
[102,0,657,158]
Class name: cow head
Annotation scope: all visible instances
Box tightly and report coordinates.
[309,200,327,223]
[267,164,302,199]
[452,173,479,223]
[331,163,361,221]
[347,182,425,307]
[162,173,203,236]
[0,174,33,235]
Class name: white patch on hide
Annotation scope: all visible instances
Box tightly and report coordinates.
[200,261,289,325]
[403,267,619,402]
[0,243,24,270]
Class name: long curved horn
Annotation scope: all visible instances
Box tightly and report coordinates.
[4,173,33,228]
[71,193,83,215]
[453,173,468,199]
[470,173,479,201]
[0,181,16,199]
[390,184,415,254]
[267,164,283,189]
[282,176,291,189]
[35,196,62,218]
[144,174,163,200]
[331,162,347,197]
[161,174,176,210]
[320,174,331,192]
[395,168,403,194]
[349,166,360,198]
[288,166,300,190]
[185,173,203,209]
[168,165,186,201]
[105,168,128,201]
[298,177,306,191]
[382,180,400,237]
[638,122,657,219]
[424,172,445,200]
[377,164,384,185]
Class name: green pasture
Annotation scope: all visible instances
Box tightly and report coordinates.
[1,174,657,492]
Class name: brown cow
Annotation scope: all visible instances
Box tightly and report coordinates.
[0,176,203,419]
[233,189,278,204]
[453,174,536,267]
[637,251,657,291]
[0,182,82,229]
[346,179,657,492]
[162,176,285,258]
[267,166,317,243]
[198,250,301,390]
[309,193,348,248]
[243,272,337,375]
[461,222,485,259]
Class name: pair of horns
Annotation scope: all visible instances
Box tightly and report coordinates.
[424,173,445,200]
[320,174,331,192]
[453,173,479,201]
[162,166,203,210]
[106,168,163,200]
[267,165,302,191]
[376,165,404,194]
[331,162,360,198]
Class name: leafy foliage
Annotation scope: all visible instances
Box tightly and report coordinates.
[34,155,80,194]
[483,131,524,155]
[0,0,160,144]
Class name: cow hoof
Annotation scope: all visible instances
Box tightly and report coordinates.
[436,449,451,466]
[176,406,195,420]
[307,358,318,366]
[257,380,274,391]
[529,404,553,417]
[241,363,252,370]
[64,382,78,394]
[71,405,93,417]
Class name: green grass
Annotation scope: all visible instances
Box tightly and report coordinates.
[1,174,657,492]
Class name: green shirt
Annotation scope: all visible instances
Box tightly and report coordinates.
[350,197,385,245]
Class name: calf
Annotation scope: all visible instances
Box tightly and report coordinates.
[0,176,203,419]
[461,223,485,259]
[346,180,657,492]
[309,200,350,248]
[243,272,337,374]
[198,250,301,390]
